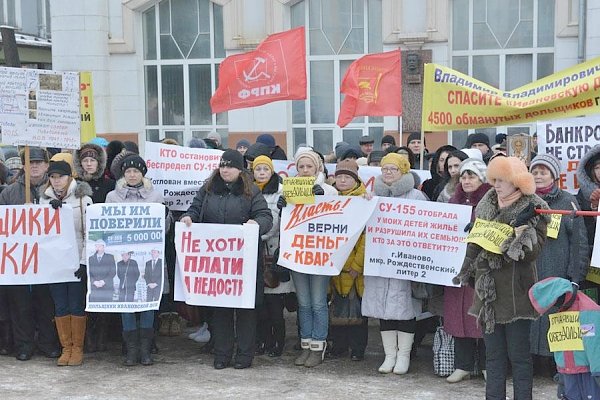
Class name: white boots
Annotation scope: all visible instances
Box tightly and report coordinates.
[378,331,397,373]
[393,331,414,375]
[446,369,471,383]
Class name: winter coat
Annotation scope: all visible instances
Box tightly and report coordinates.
[443,182,492,338]
[575,144,600,252]
[314,172,337,195]
[436,178,458,204]
[39,179,93,266]
[421,145,456,201]
[361,173,427,321]
[117,258,140,301]
[530,186,589,356]
[183,173,273,305]
[530,277,600,376]
[330,182,367,297]
[0,172,47,205]
[73,142,115,204]
[259,173,294,295]
[269,146,287,160]
[453,190,550,334]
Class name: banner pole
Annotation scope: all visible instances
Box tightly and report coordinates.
[419,129,425,170]
[24,145,31,204]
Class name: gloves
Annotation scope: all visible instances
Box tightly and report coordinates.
[277,195,287,209]
[513,202,536,227]
[74,264,87,280]
[50,199,63,209]
[312,184,324,196]
[464,222,473,233]
[590,188,600,210]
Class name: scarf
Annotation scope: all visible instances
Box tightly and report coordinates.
[497,189,523,209]
[255,180,268,191]
[535,182,555,196]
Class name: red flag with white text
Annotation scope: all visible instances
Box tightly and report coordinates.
[337,49,402,127]
[210,27,307,113]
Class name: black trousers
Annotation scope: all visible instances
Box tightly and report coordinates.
[330,317,368,353]
[379,318,416,333]
[212,308,256,364]
[454,337,486,371]
[4,285,58,353]
[257,294,286,349]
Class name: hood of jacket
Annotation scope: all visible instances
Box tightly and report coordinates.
[373,173,414,197]
[113,177,156,200]
[528,277,576,315]
[73,143,107,181]
[576,144,600,201]
[40,179,93,201]
[428,145,457,180]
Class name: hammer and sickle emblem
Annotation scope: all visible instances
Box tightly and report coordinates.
[243,57,272,82]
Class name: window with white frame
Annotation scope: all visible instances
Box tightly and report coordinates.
[142,0,227,147]
[451,0,555,148]
[290,0,382,156]
[0,0,50,38]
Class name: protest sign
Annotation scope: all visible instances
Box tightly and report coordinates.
[364,198,470,286]
[547,311,584,352]
[174,222,259,309]
[272,160,431,193]
[422,57,600,131]
[537,116,600,193]
[0,66,80,149]
[587,267,600,285]
[465,218,514,255]
[547,214,562,239]
[79,71,96,143]
[0,205,79,285]
[85,203,165,313]
[278,195,377,276]
[145,141,223,211]
[283,176,315,204]
[590,223,600,270]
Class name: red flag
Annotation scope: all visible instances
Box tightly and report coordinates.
[210,27,306,114]
[337,49,402,128]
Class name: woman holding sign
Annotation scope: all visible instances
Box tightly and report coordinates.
[528,154,589,377]
[445,158,491,383]
[453,156,549,400]
[362,153,427,375]
[181,149,272,370]
[40,160,93,367]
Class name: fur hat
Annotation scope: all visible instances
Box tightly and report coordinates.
[188,138,207,149]
[335,159,360,183]
[294,149,323,174]
[465,132,490,149]
[530,153,561,181]
[120,154,148,176]
[380,153,411,174]
[252,155,274,172]
[459,158,487,183]
[206,131,222,146]
[219,149,245,170]
[487,156,535,195]
[110,150,136,180]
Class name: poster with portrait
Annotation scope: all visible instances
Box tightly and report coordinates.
[85,203,166,313]
[507,133,531,164]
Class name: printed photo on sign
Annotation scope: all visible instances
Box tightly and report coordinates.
[85,203,166,313]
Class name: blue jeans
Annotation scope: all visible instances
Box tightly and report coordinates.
[290,271,329,341]
[121,311,154,331]
[49,282,86,317]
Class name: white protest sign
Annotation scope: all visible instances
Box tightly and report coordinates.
[0,205,79,285]
[278,195,377,276]
[174,222,259,309]
[537,116,600,193]
[272,160,431,194]
[85,203,166,313]
[364,198,471,286]
[0,67,80,149]
[145,141,223,211]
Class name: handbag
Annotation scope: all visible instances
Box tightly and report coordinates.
[328,285,364,326]
[432,324,455,377]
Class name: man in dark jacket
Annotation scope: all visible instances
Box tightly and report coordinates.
[256,133,287,160]
[88,240,117,303]
[145,248,163,302]
[0,147,60,361]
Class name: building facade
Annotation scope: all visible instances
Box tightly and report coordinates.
[49,0,598,155]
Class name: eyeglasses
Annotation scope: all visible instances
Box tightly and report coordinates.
[381,167,400,173]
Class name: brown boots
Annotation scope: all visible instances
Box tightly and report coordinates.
[55,315,86,366]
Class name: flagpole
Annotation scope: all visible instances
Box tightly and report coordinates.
[419,129,424,170]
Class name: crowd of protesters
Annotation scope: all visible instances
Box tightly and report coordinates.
[0,130,598,400]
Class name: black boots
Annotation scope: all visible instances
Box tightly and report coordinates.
[0,320,12,356]
[139,328,154,366]
[123,330,139,366]
[123,329,154,366]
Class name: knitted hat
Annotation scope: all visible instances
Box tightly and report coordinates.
[465,132,490,148]
[206,131,222,146]
[245,142,270,162]
[120,154,148,176]
[90,137,109,147]
[381,135,396,146]
[368,150,384,165]
[380,153,411,174]
[339,145,363,160]
[530,153,561,181]
[47,160,72,177]
[406,132,424,146]
[487,156,535,195]
[188,138,207,149]
[252,155,274,172]
[236,139,251,149]
[294,149,322,174]
[22,147,49,163]
[110,150,136,179]
[335,159,360,183]
[334,142,350,159]
[256,134,276,148]
[219,149,245,170]
[359,135,374,145]
[460,148,484,161]
[5,156,22,171]
[79,144,101,163]
[459,158,487,183]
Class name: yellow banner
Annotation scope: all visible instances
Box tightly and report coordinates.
[422,57,600,130]
[547,311,584,352]
[79,72,96,143]
[465,218,513,254]
[587,266,600,285]
[282,176,316,204]
[547,214,562,239]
